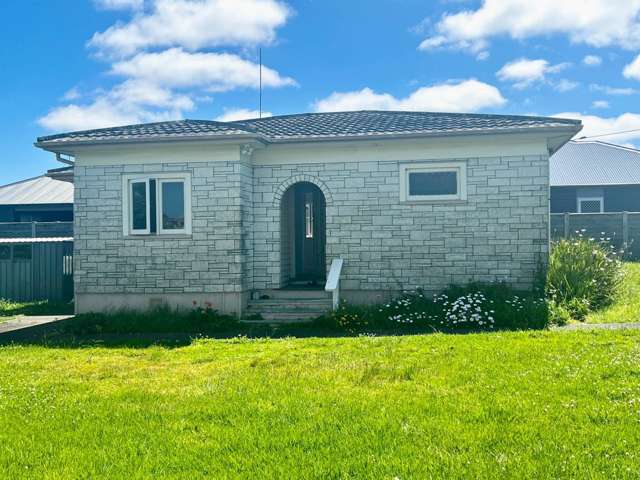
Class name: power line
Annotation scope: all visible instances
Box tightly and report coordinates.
[578,128,640,140]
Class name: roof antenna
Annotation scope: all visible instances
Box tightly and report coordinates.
[259,48,263,119]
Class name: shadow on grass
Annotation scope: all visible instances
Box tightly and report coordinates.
[0,300,74,318]
[0,314,446,349]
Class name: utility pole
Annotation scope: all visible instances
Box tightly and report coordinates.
[259,48,263,118]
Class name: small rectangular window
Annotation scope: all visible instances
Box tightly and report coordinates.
[304,192,314,239]
[159,180,186,233]
[130,179,150,234]
[409,171,458,196]
[0,245,10,261]
[12,244,32,261]
[400,162,467,202]
[578,197,603,213]
[123,173,191,236]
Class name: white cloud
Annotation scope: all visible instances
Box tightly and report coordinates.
[496,58,570,89]
[94,0,143,10]
[38,79,194,131]
[61,87,82,101]
[554,79,579,92]
[590,84,638,95]
[554,112,640,144]
[111,48,296,92]
[623,54,640,80]
[592,100,610,109]
[314,80,506,113]
[215,109,272,122]
[419,0,640,55]
[583,54,602,66]
[89,0,291,57]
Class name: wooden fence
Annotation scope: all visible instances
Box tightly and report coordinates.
[550,212,640,258]
[0,239,73,302]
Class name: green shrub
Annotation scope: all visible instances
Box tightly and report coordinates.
[547,236,624,319]
[65,304,240,335]
[318,283,547,334]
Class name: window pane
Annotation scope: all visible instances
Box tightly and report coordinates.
[13,244,32,261]
[149,179,157,234]
[409,171,457,196]
[305,192,314,239]
[580,200,602,213]
[131,181,147,230]
[162,181,185,230]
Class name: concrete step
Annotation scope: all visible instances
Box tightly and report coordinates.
[246,293,332,322]
[254,289,329,300]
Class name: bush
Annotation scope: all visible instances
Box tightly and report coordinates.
[65,304,241,335]
[318,282,547,334]
[547,236,624,320]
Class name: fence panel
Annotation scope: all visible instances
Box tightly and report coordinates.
[0,240,73,302]
[550,212,638,259]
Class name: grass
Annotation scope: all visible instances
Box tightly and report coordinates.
[0,299,74,323]
[1,330,640,478]
[586,262,640,324]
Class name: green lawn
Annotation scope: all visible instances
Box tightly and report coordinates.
[1,330,639,478]
[586,262,640,324]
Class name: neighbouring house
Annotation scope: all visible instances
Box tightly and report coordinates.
[0,174,73,223]
[0,172,74,302]
[551,141,640,213]
[35,111,580,317]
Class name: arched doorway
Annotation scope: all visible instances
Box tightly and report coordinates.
[280,182,326,287]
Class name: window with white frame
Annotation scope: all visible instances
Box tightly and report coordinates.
[399,162,467,202]
[122,173,192,236]
[577,196,604,213]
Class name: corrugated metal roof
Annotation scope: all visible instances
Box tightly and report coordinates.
[36,111,581,147]
[0,237,73,243]
[550,141,640,186]
[0,176,74,205]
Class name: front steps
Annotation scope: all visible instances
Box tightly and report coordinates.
[245,289,333,322]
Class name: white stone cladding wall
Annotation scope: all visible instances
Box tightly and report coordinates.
[251,155,549,294]
[73,160,246,310]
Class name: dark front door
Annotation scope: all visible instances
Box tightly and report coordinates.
[293,183,326,284]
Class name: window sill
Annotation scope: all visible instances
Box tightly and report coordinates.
[124,234,192,240]
[400,199,468,205]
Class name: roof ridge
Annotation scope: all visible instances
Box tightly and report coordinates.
[571,140,640,154]
[0,175,46,190]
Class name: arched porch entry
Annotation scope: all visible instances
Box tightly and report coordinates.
[280,181,326,287]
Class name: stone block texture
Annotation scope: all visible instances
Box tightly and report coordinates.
[251,155,548,294]
[73,151,549,312]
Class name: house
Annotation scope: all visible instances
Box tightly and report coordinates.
[551,141,640,213]
[0,174,73,223]
[35,111,580,317]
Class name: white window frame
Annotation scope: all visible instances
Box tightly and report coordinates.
[577,196,604,213]
[128,178,150,235]
[157,178,191,235]
[122,173,192,236]
[399,161,467,202]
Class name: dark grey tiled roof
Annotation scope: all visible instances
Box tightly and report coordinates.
[240,111,580,140]
[551,141,640,186]
[37,119,254,144]
[37,111,581,146]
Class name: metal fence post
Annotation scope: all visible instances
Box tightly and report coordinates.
[623,212,629,247]
[563,213,570,238]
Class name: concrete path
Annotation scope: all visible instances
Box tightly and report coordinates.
[555,322,640,331]
[0,315,74,334]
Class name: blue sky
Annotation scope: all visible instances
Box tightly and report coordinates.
[2,0,640,184]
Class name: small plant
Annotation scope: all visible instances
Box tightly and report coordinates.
[547,232,624,320]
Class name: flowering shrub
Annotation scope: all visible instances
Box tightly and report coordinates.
[434,292,495,330]
[547,233,624,320]
[321,282,547,333]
